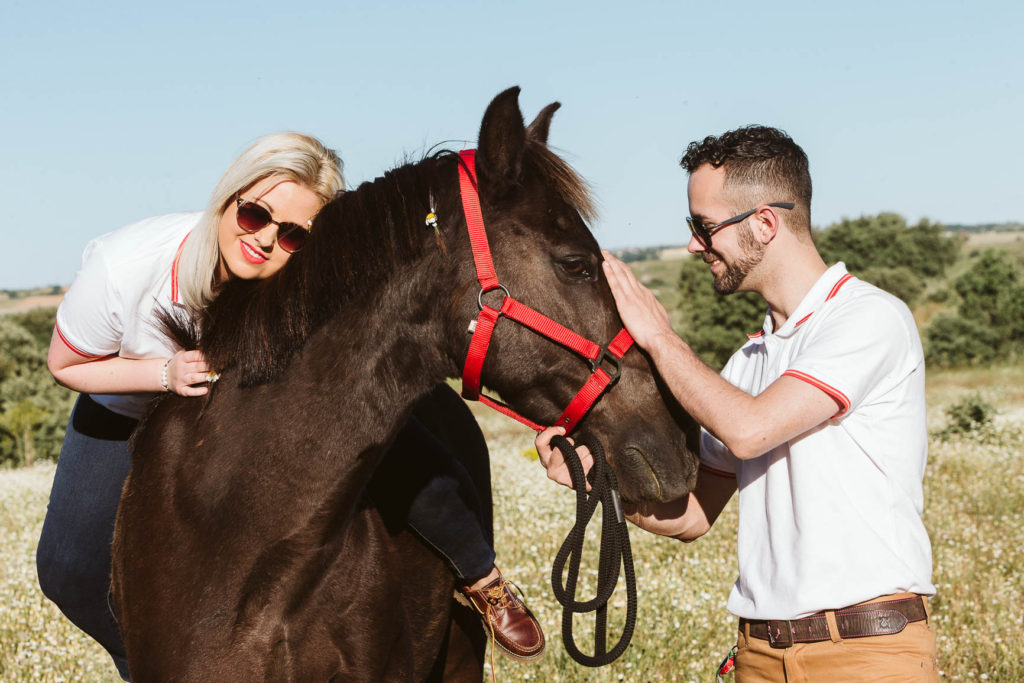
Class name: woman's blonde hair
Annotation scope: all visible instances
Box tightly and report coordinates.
[176,132,345,313]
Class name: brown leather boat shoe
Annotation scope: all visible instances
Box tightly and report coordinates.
[455,570,546,662]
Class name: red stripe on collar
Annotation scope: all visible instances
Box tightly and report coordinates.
[170,233,190,304]
[826,273,855,301]
[789,273,856,331]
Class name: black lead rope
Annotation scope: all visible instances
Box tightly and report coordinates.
[549,434,637,667]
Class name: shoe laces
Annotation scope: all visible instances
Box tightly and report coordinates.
[483,578,522,610]
[481,577,529,683]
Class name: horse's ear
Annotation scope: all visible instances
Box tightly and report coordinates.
[526,102,561,144]
[477,86,526,184]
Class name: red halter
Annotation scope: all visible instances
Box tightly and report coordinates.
[457,149,634,434]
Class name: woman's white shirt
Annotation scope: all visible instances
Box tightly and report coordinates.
[56,213,200,418]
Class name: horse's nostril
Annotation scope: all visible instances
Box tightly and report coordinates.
[618,445,663,501]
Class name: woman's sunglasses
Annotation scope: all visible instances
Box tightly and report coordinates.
[235,197,312,253]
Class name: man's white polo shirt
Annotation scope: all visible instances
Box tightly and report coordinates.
[56,213,200,419]
[700,262,935,620]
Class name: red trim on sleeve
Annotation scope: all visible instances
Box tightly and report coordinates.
[55,324,110,359]
[170,233,190,304]
[782,369,851,418]
[699,463,737,478]
[826,273,855,301]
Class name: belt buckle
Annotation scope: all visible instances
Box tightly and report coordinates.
[767,619,795,649]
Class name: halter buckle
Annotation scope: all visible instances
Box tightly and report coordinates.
[589,346,622,386]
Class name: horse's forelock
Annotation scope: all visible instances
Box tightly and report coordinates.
[526,142,596,225]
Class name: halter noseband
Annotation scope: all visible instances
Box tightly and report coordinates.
[457,149,634,434]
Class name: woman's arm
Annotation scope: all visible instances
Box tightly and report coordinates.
[47,328,212,397]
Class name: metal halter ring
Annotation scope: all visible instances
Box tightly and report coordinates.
[477,283,510,310]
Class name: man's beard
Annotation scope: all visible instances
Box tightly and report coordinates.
[710,223,765,295]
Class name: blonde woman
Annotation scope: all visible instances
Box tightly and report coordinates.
[39,133,543,680]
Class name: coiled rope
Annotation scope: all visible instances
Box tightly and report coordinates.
[549,434,637,667]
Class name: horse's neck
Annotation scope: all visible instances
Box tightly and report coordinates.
[286,251,465,506]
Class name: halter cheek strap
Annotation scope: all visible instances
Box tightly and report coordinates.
[456,149,634,434]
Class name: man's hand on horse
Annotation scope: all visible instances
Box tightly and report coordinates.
[601,250,676,352]
[535,426,593,492]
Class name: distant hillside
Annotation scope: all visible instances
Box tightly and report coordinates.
[612,222,1024,264]
[0,287,66,316]
[945,222,1024,233]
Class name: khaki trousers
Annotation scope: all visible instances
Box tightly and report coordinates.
[734,594,939,682]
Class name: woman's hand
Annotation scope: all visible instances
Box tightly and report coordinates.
[163,350,216,397]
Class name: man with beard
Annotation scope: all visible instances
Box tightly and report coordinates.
[536,126,938,680]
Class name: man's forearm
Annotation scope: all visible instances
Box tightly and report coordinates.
[625,493,711,542]
[646,332,763,459]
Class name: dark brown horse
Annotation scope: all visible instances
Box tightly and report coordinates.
[112,87,700,681]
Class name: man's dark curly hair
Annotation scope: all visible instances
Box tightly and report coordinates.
[680,125,812,236]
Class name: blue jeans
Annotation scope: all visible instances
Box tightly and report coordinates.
[37,390,495,679]
[36,395,133,680]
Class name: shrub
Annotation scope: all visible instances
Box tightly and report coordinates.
[954,250,1024,341]
[925,250,1024,368]
[857,266,925,305]
[925,314,1000,367]
[937,393,996,440]
[0,311,75,467]
[815,214,960,278]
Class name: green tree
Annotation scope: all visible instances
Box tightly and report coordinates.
[8,306,59,347]
[675,257,765,370]
[925,250,1024,366]
[954,250,1024,337]
[856,266,925,306]
[814,214,961,304]
[0,314,75,467]
[924,314,1000,367]
[0,399,46,465]
[816,214,960,278]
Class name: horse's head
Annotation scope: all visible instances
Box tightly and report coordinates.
[446,87,699,503]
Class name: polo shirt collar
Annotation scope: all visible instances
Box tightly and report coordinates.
[169,232,191,305]
[758,262,852,339]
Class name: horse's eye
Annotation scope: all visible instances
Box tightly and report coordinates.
[558,258,593,279]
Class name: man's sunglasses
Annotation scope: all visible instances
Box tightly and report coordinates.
[686,202,795,250]
[235,197,312,254]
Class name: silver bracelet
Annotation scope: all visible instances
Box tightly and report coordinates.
[161,358,172,392]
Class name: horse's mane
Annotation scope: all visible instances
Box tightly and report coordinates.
[166,142,594,386]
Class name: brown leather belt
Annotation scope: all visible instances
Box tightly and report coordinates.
[740,596,927,649]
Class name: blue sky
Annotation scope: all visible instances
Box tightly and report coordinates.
[2,0,1022,289]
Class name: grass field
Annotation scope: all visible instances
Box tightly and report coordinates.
[2,244,1021,680]
[2,367,1021,681]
